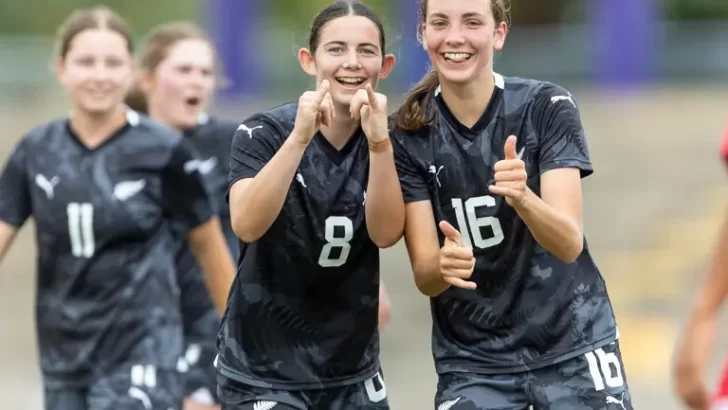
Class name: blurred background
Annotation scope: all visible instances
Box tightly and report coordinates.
[0,0,727,408]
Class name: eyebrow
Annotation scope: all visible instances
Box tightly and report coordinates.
[323,40,379,49]
[429,12,486,19]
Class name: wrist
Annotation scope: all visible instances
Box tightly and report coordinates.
[288,130,311,147]
[368,137,392,153]
[511,186,537,213]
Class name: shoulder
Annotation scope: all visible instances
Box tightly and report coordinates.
[204,116,240,139]
[234,102,298,141]
[501,74,575,106]
[20,117,67,147]
[132,112,184,147]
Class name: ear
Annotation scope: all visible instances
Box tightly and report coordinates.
[493,21,508,52]
[420,23,428,51]
[55,57,66,84]
[378,54,396,79]
[138,70,155,95]
[297,48,317,77]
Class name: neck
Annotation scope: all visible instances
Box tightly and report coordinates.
[439,71,495,128]
[147,103,170,129]
[319,103,360,150]
[69,105,128,148]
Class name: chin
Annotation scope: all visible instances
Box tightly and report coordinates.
[174,116,199,130]
[79,101,118,116]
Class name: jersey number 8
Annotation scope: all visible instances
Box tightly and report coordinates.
[318,216,353,267]
[451,196,504,249]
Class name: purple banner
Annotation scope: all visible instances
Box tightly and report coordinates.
[207,0,260,100]
[591,0,659,88]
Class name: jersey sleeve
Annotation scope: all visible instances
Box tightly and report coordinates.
[228,114,284,190]
[391,132,431,203]
[161,139,216,233]
[532,84,594,178]
[0,140,32,227]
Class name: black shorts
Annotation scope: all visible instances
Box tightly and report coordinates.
[182,342,220,404]
[217,371,389,410]
[435,341,633,410]
[44,364,183,410]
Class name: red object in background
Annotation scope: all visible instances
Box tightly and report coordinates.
[721,121,728,163]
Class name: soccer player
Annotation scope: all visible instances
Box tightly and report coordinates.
[388,0,632,408]
[126,22,239,410]
[0,7,235,410]
[673,122,728,410]
[218,1,401,409]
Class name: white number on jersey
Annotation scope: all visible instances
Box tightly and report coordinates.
[451,196,504,249]
[67,202,95,258]
[318,216,353,267]
[584,347,625,391]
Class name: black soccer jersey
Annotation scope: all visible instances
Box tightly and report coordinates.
[218,102,380,390]
[175,115,239,342]
[392,73,618,375]
[0,110,215,387]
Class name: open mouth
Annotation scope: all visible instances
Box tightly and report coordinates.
[443,53,473,62]
[185,97,201,107]
[335,77,366,87]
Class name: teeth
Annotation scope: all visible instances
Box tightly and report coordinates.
[444,53,472,61]
[336,77,365,84]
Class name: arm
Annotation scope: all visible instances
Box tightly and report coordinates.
[0,141,32,265]
[672,203,728,409]
[403,201,451,297]
[377,280,392,330]
[391,134,450,296]
[187,217,236,314]
[512,168,584,263]
[228,116,306,243]
[163,140,235,315]
[366,138,405,248]
[515,85,593,264]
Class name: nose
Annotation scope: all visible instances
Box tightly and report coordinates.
[444,25,466,47]
[343,50,362,70]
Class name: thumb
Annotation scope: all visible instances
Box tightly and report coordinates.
[504,135,518,160]
[439,220,462,245]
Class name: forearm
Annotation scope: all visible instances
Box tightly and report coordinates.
[0,221,18,264]
[189,223,236,315]
[232,136,307,242]
[366,139,405,248]
[688,212,728,318]
[514,188,583,263]
[409,250,450,297]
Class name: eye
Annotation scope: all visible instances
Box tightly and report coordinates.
[465,20,483,27]
[328,47,344,53]
[359,48,377,55]
[430,20,447,28]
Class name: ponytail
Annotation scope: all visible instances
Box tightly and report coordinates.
[392,69,440,133]
[124,81,148,114]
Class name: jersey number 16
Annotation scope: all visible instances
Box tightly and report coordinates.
[451,196,504,249]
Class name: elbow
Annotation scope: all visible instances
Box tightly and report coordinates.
[556,234,584,264]
[371,231,403,249]
[231,215,262,243]
[413,269,447,298]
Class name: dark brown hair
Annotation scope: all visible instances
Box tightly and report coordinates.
[392,0,510,133]
[309,1,387,53]
[55,6,133,59]
[125,21,216,113]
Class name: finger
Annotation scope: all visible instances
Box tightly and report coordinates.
[504,135,518,160]
[441,257,475,271]
[350,89,368,119]
[494,170,527,183]
[442,245,474,261]
[320,96,332,127]
[325,93,335,119]
[361,105,371,122]
[443,276,477,290]
[488,185,517,197]
[439,220,462,245]
[493,159,525,172]
[366,83,378,109]
[314,80,330,104]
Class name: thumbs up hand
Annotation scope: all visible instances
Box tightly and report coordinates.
[489,135,528,207]
[439,221,476,290]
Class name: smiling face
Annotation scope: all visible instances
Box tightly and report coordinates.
[421,0,507,85]
[56,28,133,116]
[143,38,216,129]
[299,14,394,108]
